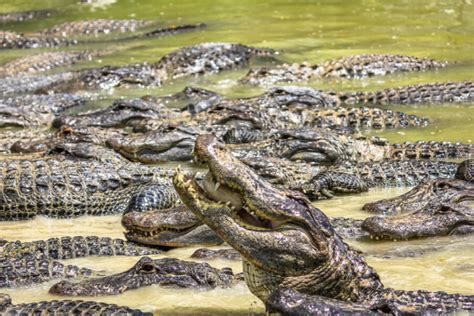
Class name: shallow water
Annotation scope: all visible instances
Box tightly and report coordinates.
[0,0,473,314]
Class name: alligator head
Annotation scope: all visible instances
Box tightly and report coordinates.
[362,202,474,240]
[49,256,236,296]
[122,205,222,247]
[362,161,474,215]
[173,134,383,302]
[106,125,198,163]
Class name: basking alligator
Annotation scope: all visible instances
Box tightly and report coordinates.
[0,293,151,315]
[0,158,179,220]
[49,256,240,296]
[173,135,474,314]
[241,53,448,84]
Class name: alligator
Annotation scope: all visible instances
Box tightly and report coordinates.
[173,134,474,314]
[363,159,473,214]
[0,293,151,315]
[0,50,104,77]
[49,256,241,296]
[240,53,448,85]
[40,19,154,37]
[122,201,372,248]
[0,255,96,288]
[0,93,89,128]
[265,288,448,315]
[228,129,472,166]
[0,9,55,24]
[362,202,474,240]
[0,31,77,49]
[0,158,179,220]
[0,71,79,96]
[0,236,162,260]
[63,43,274,91]
[239,155,459,199]
[0,20,205,49]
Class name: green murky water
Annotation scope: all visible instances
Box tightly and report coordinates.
[0,0,473,314]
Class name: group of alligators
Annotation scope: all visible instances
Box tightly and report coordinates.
[0,8,473,315]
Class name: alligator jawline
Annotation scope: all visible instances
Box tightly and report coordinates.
[201,171,283,230]
[125,224,199,240]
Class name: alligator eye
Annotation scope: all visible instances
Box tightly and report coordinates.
[436,182,452,190]
[139,263,156,273]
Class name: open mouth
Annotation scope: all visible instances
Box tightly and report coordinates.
[200,170,283,230]
[123,217,200,244]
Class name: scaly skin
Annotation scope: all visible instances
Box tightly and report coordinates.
[0,51,103,77]
[343,81,474,105]
[0,236,161,260]
[229,129,472,165]
[49,256,240,296]
[0,93,88,128]
[241,54,448,85]
[0,72,79,96]
[54,43,274,92]
[0,293,151,315]
[40,19,154,37]
[362,202,474,240]
[0,9,55,23]
[363,161,474,214]
[173,135,474,313]
[191,248,242,261]
[0,158,179,220]
[0,31,77,49]
[239,156,459,200]
[361,161,474,239]
[0,256,95,288]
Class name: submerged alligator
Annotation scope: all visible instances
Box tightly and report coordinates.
[0,9,55,24]
[173,135,474,314]
[0,19,205,49]
[0,158,179,220]
[241,53,449,84]
[0,293,151,315]
[0,50,104,78]
[49,256,241,296]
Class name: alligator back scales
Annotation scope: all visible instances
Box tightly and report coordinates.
[0,158,177,220]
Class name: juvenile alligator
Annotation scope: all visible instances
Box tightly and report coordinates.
[0,158,179,220]
[0,50,103,77]
[49,256,240,296]
[0,236,161,260]
[0,93,89,127]
[173,135,474,314]
[0,293,151,315]
[241,53,448,85]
